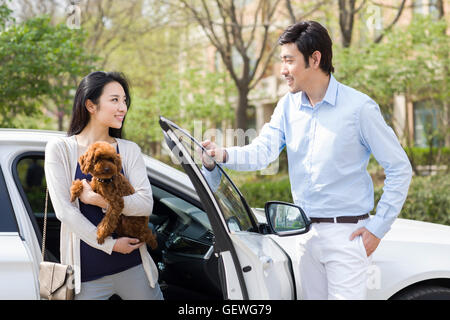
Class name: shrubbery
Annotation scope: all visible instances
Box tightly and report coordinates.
[239,173,449,226]
[375,174,450,226]
[404,147,450,171]
[239,174,293,208]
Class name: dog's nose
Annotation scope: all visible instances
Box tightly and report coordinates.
[104,167,111,173]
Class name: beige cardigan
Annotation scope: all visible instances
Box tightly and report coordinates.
[44,135,158,295]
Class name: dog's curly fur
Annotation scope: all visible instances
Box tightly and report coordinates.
[70,141,157,249]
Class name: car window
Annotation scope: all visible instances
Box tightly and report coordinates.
[164,123,255,232]
[16,157,53,215]
[15,155,59,261]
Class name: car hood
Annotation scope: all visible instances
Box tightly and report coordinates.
[252,208,450,245]
[383,218,450,245]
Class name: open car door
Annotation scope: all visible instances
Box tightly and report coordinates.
[159,116,301,300]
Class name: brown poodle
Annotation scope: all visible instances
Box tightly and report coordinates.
[70,141,157,249]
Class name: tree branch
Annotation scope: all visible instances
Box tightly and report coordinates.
[374,0,406,43]
[285,0,296,24]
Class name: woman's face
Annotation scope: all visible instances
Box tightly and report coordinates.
[89,81,127,129]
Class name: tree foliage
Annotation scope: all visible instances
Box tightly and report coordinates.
[334,15,449,173]
[334,15,449,124]
[124,67,235,155]
[178,0,285,131]
[0,4,97,128]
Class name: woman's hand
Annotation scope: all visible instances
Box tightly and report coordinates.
[112,237,144,254]
[79,179,108,209]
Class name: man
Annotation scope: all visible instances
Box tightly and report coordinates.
[201,20,412,300]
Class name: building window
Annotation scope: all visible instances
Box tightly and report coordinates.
[429,0,440,19]
[413,100,444,147]
[413,0,425,15]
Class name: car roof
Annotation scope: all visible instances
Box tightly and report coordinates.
[0,128,66,142]
[0,128,197,198]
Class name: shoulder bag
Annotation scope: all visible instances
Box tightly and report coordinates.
[39,139,75,300]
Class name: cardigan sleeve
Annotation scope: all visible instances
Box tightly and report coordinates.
[121,142,154,217]
[44,138,116,254]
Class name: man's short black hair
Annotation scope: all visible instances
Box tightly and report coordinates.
[278,21,334,75]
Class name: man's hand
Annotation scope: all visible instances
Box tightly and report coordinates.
[350,227,381,257]
[201,140,228,170]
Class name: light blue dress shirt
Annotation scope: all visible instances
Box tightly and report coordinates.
[205,74,412,239]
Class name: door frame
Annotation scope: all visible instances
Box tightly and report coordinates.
[160,117,250,299]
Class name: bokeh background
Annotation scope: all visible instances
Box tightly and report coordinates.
[1,0,448,224]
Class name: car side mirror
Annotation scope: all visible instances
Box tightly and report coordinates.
[265,201,311,236]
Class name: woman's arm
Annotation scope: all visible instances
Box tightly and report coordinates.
[78,179,108,209]
[121,142,154,217]
[44,138,117,254]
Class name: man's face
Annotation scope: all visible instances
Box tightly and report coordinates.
[280,43,311,93]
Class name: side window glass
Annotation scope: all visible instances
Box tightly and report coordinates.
[167,126,254,232]
[16,156,59,261]
[17,157,47,210]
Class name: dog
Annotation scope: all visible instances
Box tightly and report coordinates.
[70,141,158,250]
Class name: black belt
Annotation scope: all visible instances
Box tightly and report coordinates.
[309,213,369,224]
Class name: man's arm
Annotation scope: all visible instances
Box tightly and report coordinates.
[202,100,287,172]
[358,100,413,240]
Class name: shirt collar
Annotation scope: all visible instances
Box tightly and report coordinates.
[299,74,338,108]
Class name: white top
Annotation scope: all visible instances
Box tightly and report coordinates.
[44,135,158,294]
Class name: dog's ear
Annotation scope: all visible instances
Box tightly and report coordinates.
[79,149,95,174]
[113,153,123,172]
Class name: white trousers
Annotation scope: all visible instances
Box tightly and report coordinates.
[298,218,372,300]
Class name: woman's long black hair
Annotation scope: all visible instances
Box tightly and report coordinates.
[67,71,131,138]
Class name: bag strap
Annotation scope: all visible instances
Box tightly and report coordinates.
[41,187,49,261]
[41,138,72,261]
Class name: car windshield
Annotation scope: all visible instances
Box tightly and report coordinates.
[163,119,255,232]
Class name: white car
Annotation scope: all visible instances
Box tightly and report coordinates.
[1,120,449,300]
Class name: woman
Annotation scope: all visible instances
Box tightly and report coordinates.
[44,71,163,300]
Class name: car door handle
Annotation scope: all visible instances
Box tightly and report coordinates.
[259,256,273,270]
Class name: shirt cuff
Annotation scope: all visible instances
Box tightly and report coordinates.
[104,237,117,255]
[223,146,244,170]
[364,214,392,239]
[224,147,238,164]
[201,164,222,192]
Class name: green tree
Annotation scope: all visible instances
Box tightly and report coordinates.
[334,16,449,173]
[0,5,97,129]
[178,0,285,132]
[125,67,235,156]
